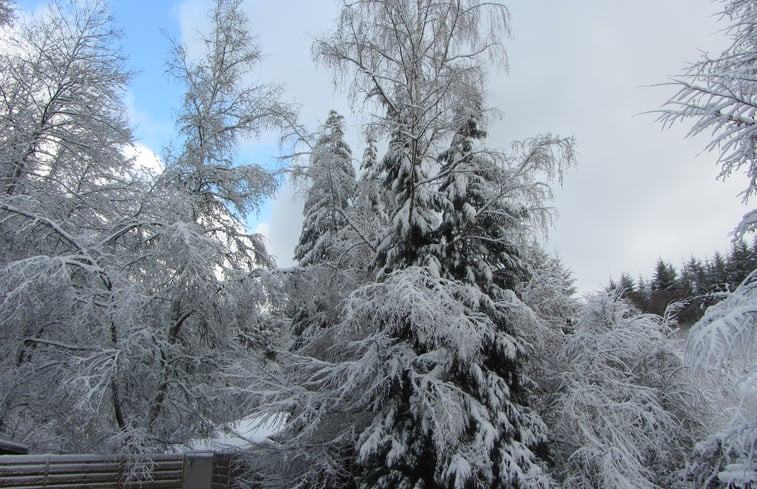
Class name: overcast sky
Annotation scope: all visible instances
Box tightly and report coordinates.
[16,0,750,293]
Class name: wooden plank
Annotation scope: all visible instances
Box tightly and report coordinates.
[0,454,183,465]
[0,472,184,482]
[0,462,183,477]
[0,481,182,489]
[210,453,231,489]
[0,478,183,489]
[0,452,232,489]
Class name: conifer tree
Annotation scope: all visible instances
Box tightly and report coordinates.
[652,258,678,291]
[265,2,575,488]
[435,110,524,290]
[681,257,708,295]
[294,110,356,267]
[708,252,729,292]
[725,239,755,285]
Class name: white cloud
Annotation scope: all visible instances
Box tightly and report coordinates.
[253,181,304,268]
[123,142,164,175]
[177,0,212,61]
[177,0,749,292]
[489,0,745,291]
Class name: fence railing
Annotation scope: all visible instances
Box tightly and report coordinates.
[0,452,231,489]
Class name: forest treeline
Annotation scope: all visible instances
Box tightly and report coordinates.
[610,238,757,325]
[0,0,754,488]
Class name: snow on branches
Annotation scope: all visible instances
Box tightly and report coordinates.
[548,292,699,489]
[659,0,757,204]
[265,267,553,489]
[684,270,757,488]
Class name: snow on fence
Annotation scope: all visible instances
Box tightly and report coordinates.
[0,452,232,489]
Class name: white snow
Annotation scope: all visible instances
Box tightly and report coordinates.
[172,413,287,452]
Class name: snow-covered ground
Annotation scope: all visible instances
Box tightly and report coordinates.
[169,414,287,452]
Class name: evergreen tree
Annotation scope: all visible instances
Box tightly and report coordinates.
[725,239,755,286]
[681,256,708,295]
[433,110,572,293]
[618,273,636,294]
[294,110,356,267]
[357,132,385,217]
[263,2,574,487]
[707,252,729,292]
[652,258,678,291]
[371,108,442,274]
[349,133,390,270]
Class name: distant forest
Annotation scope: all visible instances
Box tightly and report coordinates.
[610,238,757,325]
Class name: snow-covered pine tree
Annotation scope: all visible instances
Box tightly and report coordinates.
[370,108,442,274]
[294,110,356,267]
[356,133,389,230]
[287,111,364,345]
[360,134,379,183]
[258,2,573,488]
[435,109,520,289]
[346,133,390,271]
[434,108,574,293]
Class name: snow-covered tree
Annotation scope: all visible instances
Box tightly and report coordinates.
[315,0,512,276]
[162,0,293,268]
[0,0,13,25]
[658,4,757,485]
[0,0,133,202]
[659,0,757,236]
[0,0,141,448]
[434,109,574,292]
[265,267,554,489]
[294,110,357,267]
[519,247,577,325]
[258,2,574,488]
[0,0,286,453]
[652,258,678,291]
[354,132,389,239]
[547,292,700,489]
[682,271,756,488]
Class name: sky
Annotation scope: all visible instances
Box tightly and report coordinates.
[13,0,751,293]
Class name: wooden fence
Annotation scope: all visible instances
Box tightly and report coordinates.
[0,452,232,489]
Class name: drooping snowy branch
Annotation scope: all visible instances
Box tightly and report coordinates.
[658,0,757,204]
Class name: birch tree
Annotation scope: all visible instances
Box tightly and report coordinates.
[315,0,511,275]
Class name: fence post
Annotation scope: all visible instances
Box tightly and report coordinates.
[182,452,214,489]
